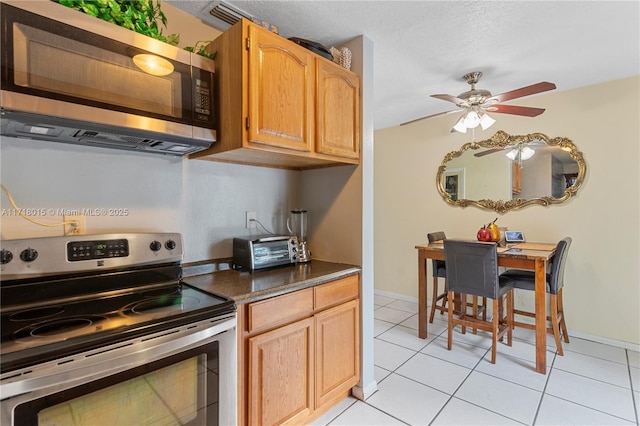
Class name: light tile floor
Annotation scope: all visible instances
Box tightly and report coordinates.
[314,294,640,426]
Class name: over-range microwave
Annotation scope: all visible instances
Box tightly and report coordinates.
[0,1,216,156]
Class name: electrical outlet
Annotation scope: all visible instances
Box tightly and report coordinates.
[64,215,86,235]
[246,211,257,229]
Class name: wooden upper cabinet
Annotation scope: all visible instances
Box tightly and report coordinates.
[316,60,360,159]
[248,26,313,152]
[512,162,522,195]
[191,19,360,169]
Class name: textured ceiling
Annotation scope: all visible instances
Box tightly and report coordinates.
[168,1,640,130]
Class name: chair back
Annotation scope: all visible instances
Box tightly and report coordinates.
[548,237,572,294]
[444,240,500,299]
[427,231,447,278]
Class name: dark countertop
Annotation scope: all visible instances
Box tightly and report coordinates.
[183,260,361,304]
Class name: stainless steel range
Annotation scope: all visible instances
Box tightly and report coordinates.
[0,233,237,426]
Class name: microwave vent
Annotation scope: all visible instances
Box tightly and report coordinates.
[1,110,210,156]
[208,1,252,28]
[75,130,156,147]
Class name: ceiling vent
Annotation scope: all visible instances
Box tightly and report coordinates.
[208,1,252,30]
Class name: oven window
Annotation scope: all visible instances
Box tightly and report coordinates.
[14,343,219,425]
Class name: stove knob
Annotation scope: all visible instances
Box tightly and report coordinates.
[20,247,38,262]
[1,249,13,264]
[165,240,176,250]
[149,241,162,252]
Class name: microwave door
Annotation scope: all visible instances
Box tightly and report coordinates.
[4,14,189,123]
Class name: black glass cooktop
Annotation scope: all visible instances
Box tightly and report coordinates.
[0,268,235,373]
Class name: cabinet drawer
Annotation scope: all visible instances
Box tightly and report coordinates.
[248,288,314,333]
[314,275,359,310]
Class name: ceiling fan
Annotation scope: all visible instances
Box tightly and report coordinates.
[474,139,548,162]
[401,71,556,131]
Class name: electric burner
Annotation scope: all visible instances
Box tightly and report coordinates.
[0,233,235,373]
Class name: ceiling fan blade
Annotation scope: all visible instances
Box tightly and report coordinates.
[474,147,507,157]
[400,109,460,126]
[431,94,467,106]
[486,82,556,104]
[486,104,546,117]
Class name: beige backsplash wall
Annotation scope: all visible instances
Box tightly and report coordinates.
[374,76,639,346]
[0,3,301,262]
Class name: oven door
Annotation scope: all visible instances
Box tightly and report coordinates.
[1,314,236,426]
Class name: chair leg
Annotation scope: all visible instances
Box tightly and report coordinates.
[558,288,570,343]
[550,294,564,356]
[491,298,499,364]
[429,276,438,323]
[440,279,447,313]
[482,297,487,321]
[471,296,478,335]
[460,293,466,335]
[507,290,514,346]
[447,291,454,350]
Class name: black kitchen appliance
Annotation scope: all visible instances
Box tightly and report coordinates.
[1,1,217,156]
[0,233,237,425]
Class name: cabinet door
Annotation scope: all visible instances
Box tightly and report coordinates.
[512,162,522,194]
[248,317,314,426]
[247,26,314,152]
[316,60,360,159]
[315,299,360,408]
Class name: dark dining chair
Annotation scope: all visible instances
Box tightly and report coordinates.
[427,231,448,323]
[444,240,514,364]
[428,232,486,329]
[499,237,572,355]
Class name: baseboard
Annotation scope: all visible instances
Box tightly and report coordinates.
[374,289,419,303]
[352,379,378,401]
[374,289,640,352]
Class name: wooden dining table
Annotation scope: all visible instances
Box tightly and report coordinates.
[415,241,557,374]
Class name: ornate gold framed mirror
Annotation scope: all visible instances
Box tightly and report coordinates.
[436,130,587,213]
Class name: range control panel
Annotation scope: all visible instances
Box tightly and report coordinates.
[67,239,129,261]
[0,233,182,279]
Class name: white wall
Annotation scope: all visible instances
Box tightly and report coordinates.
[0,138,301,262]
[374,76,640,346]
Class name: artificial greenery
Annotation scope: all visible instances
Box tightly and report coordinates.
[55,0,180,46]
[54,0,217,60]
[184,41,216,60]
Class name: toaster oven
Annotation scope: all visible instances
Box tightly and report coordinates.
[232,235,298,271]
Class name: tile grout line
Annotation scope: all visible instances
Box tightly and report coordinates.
[626,349,640,425]
[373,297,639,425]
[530,350,557,425]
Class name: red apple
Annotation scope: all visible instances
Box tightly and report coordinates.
[477,227,492,242]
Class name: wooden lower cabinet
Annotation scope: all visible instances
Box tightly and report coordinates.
[315,299,360,408]
[248,318,314,425]
[239,275,360,425]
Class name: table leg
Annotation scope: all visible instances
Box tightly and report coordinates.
[418,252,428,339]
[534,258,547,374]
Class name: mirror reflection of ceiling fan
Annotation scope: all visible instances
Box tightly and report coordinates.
[474,139,548,162]
[401,71,556,132]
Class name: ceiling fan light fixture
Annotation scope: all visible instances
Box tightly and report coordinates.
[452,115,467,133]
[479,113,496,130]
[506,145,536,161]
[463,110,480,128]
[521,146,535,160]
